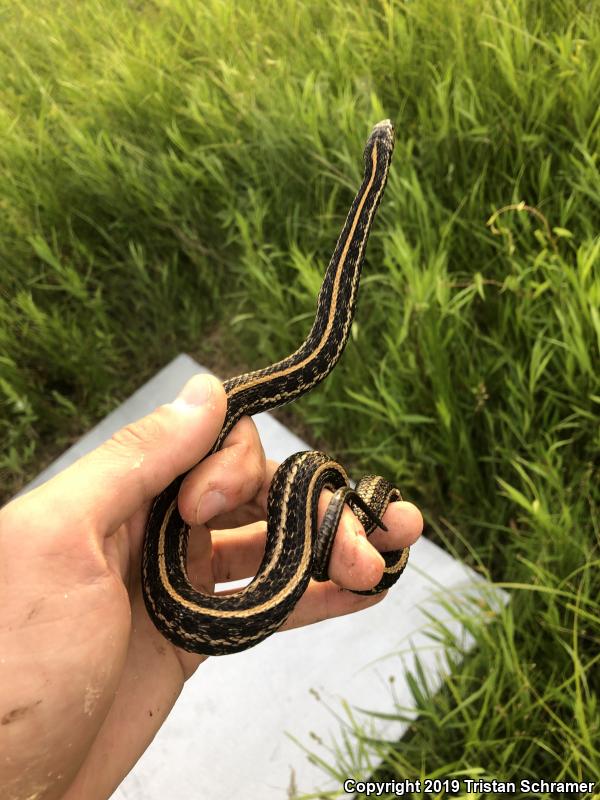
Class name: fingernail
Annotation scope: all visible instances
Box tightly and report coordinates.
[172,374,213,410]
[196,490,227,524]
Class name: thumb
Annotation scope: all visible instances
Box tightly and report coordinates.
[45,373,227,535]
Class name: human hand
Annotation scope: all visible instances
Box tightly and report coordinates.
[0,373,423,800]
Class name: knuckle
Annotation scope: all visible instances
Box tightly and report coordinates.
[237,457,264,503]
[249,461,265,495]
[236,417,265,457]
[235,437,253,462]
[227,441,264,499]
[109,408,167,451]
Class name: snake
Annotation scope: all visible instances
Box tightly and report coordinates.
[142,119,409,656]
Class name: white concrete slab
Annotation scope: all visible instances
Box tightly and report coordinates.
[19,355,506,798]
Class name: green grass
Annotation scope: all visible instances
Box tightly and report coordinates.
[1,0,599,796]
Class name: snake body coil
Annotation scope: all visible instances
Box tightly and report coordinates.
[142,120,409,656]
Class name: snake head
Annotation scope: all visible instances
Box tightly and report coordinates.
[364,119,395,167]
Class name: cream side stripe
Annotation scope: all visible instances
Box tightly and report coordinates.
[227,141,381,398]
[156,461,339,618]
[336,148,389,347]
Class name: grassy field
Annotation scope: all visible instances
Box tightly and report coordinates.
[1,0,599,796]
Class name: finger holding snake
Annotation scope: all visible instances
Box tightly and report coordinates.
[174,380,420,596]
[201,464,422,592]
